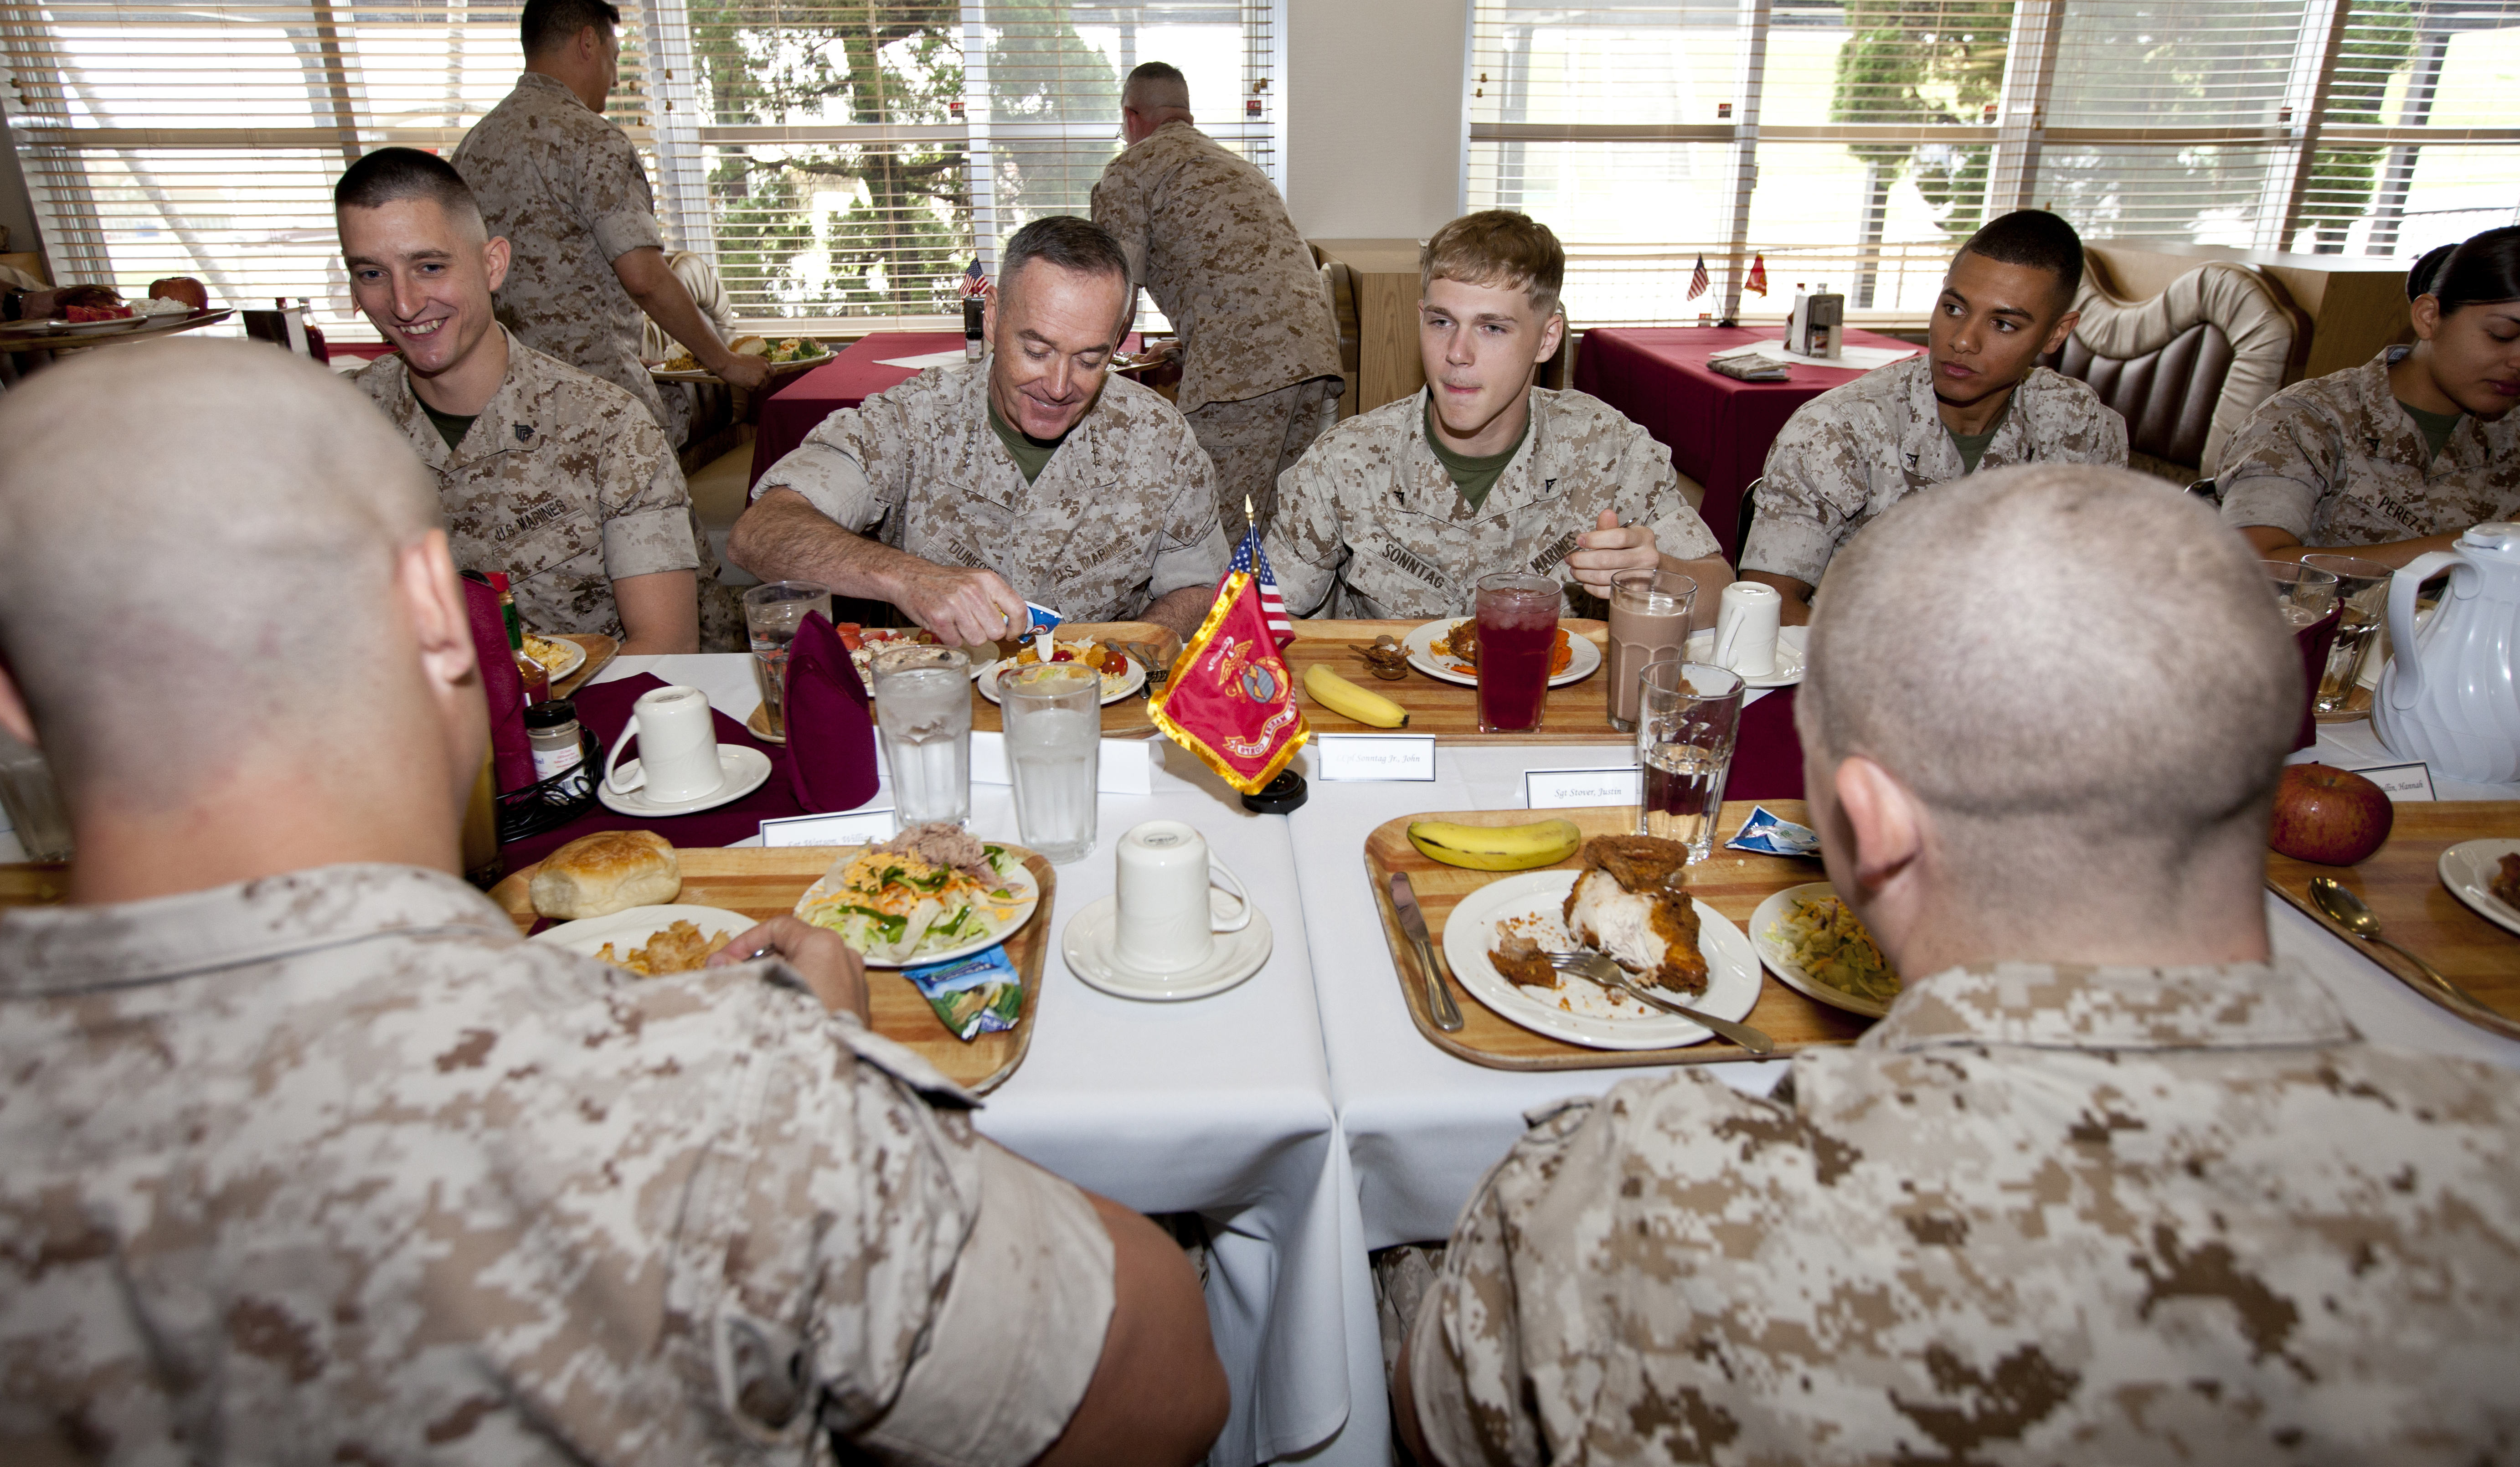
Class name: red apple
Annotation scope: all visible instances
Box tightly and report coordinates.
[2268,763,2393,865]
[148,276,207,310]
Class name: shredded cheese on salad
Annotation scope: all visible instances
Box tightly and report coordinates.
[796,843,1028,963]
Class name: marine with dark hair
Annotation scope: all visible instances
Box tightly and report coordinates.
[1739,209,2128,623]
[729,214,1229,644]
[1092,60,1346,540]
[452,0,771,442]
[2221,225,2520,565]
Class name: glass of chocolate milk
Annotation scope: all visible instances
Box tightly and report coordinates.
[1607,569,1698,732]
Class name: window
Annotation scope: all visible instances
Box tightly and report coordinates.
[1,0,1282,337]
[1464,0,2520,326]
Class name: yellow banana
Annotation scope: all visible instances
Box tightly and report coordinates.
[1305,663,1410,728]
[1407,818,1584,871]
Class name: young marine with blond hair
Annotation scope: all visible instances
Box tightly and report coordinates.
[1262,210,1730,621]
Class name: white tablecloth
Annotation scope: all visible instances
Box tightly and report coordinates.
[598,656,1365,1467]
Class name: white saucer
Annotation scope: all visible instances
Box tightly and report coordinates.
[2438,838,2520,938]
[596,744,775,817]
[1684,624,1807,689]
[1062,894,1273,1001]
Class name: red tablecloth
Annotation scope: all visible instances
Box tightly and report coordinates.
[750,331,967,489]
[1573,326,1919,562]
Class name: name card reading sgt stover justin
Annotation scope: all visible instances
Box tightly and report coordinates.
[1313,733,1438,782]
[1525,766,1643,810]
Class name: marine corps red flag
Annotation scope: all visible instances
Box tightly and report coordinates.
[1745,253,1768,296]
[1149,526,1308,793]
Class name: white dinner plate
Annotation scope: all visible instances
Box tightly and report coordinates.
[1402,619,1602,688]
[650,351,829,383]
[974,654,1146,706]
[532,904,758,966]
[527,635,587,682]
[1682,625,1808,689]
[2438,838,2520,938]
[1062,893,1272,1001]
[1438,869,1760,1050]
[596,744,774,817]
[794,852,1041,968]
[1749,882,1899,1019]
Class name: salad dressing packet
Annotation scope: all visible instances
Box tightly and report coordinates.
[905,946,1024,1041]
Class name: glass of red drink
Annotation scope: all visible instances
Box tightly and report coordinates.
[1474,571,1561,733]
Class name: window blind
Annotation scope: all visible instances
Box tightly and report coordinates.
[1464,0,2520,325]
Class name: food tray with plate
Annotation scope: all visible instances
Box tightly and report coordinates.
[0,306,233,348]
[1365,803,1874,1070]
[2263,802,2520,1041]
[650,347,831,383]
[548,632,617,699]
[488,844,1053,1093]
[1402,618,1601,688]
[966,620,1171,739]
[1292,618,1634,745]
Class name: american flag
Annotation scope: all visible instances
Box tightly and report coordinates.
[1686,256,1709,300]
[959,257,987,299]
[1230,526,1293,648]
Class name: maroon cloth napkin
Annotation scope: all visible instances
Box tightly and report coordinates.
[1721,686,1806,803]
[464,575,536,792]
[499,673,805,867]
[2290,604,2344,753]
[784,611,881,813]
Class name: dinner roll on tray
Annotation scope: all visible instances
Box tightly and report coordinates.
[531,830,682,919]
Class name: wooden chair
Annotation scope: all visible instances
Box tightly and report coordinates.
[1317,252,1362,417]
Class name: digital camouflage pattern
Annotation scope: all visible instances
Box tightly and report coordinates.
[752,362,1230,622]
[0,864,1117,1464]
[1408,958,2520,1467]
[454,72,673,432]
[1263,387,1722,619]
[1186,375,1342,539]
[1090,121,1344,416]
[1741,354,2129,586]
[357,334,743,650]
[2218,347,2520,546]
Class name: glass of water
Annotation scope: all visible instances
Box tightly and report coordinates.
[872,645,972,828]
[1000,663,1101,863]
[0,726,72,862]
[2300,553,2391,712]
[1636,660,1744,862]
[743,580,832,738]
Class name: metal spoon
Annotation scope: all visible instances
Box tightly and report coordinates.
[1543,950,1776,1054]
[2308,876,2500,1021]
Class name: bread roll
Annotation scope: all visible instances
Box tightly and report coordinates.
[531,830,681,919]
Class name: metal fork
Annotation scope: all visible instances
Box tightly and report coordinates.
[1543,950,1775,1055]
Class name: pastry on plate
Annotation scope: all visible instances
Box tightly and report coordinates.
[1561,835,1707,997]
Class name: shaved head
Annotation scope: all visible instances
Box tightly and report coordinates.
[0,342,443,806]
[1122,62,1190,113]
[1798,465,2298,909]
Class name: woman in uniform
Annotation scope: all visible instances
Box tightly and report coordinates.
[2220,226,2519,567]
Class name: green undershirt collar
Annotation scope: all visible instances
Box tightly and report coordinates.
[989,399,1073,484]
[419,398,477,453]
[1423,395,1529,514]
[2397,399,2463,463]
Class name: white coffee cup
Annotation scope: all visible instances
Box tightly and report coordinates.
[603,685,726,803]
[1112,820,1253,975]
[1711,581,1782,679]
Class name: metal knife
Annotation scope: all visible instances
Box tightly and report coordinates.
[1389,872,1465,1032]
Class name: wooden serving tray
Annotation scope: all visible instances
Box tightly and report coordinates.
[551,632,617,700]
[2264,801,2520,1040]
[487,845,1053,1094]
[1291,618,1630,745]
[1366,803,1872,1070]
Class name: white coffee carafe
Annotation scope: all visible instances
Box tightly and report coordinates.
[2372,521,2520,784]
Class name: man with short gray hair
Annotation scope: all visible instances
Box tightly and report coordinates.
[1092,61,1345,539]
[1394,464,2520,1465]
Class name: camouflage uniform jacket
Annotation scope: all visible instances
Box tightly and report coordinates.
[1408,958,2520,1467]
[0,864,1116,1464]
[356,334,730,644]
[1263,387,1722,619]
[2218,347,2520,546]
[1741,354,2129,586]
[1090,121,1343,414]
[454,72,672,430]
[752,362,1230,622]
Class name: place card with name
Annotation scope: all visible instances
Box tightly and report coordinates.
[1314,733,1438,781]
[1525,766,1642,810]
[760,808,898,846]
[2354,760,2436,802]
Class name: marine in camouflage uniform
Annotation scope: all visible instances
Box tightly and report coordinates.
[1263,386,1721,619]
[2219,346,2520,546]
[751,362,1230,623]
[1092,119,1345,539]
[453,72,674,435]
[1739,353,2128,588]
[356,331,744,650]
[1406,957,2520,1466]
[0,864,1116,1462]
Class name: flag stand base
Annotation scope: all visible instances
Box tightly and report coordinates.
[1241,769,1308,815]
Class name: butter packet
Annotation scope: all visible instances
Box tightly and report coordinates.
[905,945,1023,1041]
[1726,805,1820,857]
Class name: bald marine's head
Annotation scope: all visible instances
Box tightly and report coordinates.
[1795,464,2298,972]
[0,341,485,896]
